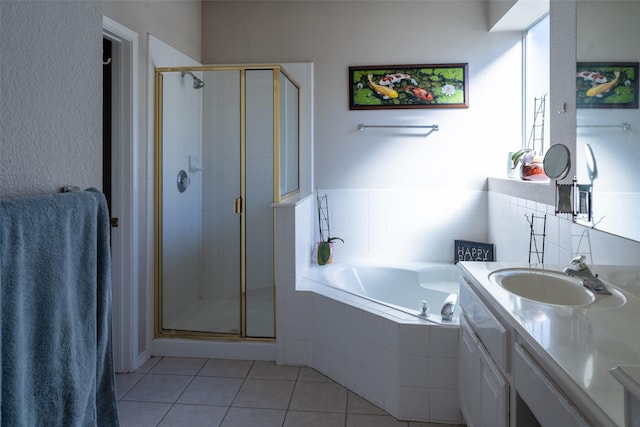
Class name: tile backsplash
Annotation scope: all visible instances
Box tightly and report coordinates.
[309,188,640,266]
[488,191,640,265]
[315,189,489,264]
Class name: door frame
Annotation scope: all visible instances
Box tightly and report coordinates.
[102,16,139,373]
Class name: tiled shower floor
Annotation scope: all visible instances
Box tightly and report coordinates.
[115,357,462,427]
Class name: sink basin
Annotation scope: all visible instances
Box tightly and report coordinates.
[489,268,595,306]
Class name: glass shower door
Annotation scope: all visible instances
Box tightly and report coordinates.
[156,65,293,340]
[200,69,242,335]
[158,69,242,336]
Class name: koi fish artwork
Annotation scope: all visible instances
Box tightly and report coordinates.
[586,71,620,97]
[368,74,398,99]
[577,71,607,84]
[378,73,418,89]
[404,86,433,102]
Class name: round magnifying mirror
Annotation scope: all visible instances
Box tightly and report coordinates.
[543,144,571,180]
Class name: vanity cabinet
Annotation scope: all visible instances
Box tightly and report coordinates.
[459,273,590,427]
[459,277,510,427]
[514,343,589,427]
[460,316,509,427]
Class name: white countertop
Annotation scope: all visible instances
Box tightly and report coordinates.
[458,262,640,427]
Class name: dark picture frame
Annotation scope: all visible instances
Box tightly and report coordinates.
[576,62,638,109]
[349,63,469,110]
[454,240,495,263]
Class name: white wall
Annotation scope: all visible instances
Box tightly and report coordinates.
[0,1,102,197]
[202,1,524,191]
[202,0,524,261]
[103,1,201,62]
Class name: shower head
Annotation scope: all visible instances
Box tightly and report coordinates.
[181,71,205,89]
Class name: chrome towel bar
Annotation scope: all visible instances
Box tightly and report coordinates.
[358,124,439,131]
[577,123,630,131]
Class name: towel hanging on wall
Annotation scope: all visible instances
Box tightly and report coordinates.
[0,188,119,426]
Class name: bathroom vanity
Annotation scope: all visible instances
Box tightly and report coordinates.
[457,261,640,426]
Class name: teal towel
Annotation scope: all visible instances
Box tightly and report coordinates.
[1,189,119,426]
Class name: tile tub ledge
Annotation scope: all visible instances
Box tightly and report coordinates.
[488,176,555,205]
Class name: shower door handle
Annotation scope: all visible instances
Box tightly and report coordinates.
[234,197,243,214]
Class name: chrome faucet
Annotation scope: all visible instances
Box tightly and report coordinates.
[440,294,458,321]
[563,255,611,295]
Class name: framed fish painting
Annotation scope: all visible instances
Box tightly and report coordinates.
[348,63,469,110]
[576,62,638,108]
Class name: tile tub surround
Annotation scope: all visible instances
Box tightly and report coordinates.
[274,196,461,423]
[115,357,463,427]
[298,278,461,424]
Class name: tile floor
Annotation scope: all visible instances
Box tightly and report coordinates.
[115,357,462,427]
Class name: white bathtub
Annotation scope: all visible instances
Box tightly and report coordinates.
[305,261,461,324]
[298,260,463,422]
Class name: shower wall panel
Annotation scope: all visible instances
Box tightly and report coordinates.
[202,70,242,309]
[245,69,275,337]
[161,73,203,328]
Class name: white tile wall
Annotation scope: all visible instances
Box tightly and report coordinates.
[488,191,640,265]
[317,189,489,263]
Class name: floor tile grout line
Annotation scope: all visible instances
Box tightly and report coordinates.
[281,375,299,426]
[222,359,255,424]
[154,368,200,426]
[344,391,350,426]
[117,373,146,401]
[117,358,429,426]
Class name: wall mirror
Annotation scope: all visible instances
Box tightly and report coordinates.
[576,0,640,242]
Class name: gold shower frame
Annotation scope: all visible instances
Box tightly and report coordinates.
[153,65,300,341]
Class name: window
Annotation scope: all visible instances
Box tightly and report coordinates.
[523,15,550,155]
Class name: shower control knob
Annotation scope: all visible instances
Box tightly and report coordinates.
[177,170,191,193]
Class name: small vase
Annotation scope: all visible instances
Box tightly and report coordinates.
[315,242,334,265]
[520,155,548,181]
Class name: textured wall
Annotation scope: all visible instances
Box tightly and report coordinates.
[1,1,102,197]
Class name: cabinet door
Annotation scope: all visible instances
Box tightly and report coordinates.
[460,315,479,425]
[478,344,509,427]
[514,344,589,427]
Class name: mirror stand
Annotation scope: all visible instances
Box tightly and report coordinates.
[555,178,593,223]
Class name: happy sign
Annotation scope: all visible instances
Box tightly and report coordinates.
[454,240,495,263]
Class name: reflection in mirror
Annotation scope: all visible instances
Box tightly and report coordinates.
[576,0,640,241]
[584,144,597,182]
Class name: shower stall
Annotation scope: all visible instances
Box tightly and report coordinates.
[154,65,300,340]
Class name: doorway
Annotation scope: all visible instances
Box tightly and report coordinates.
[102,16,139,373]
[103,38,112,211]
